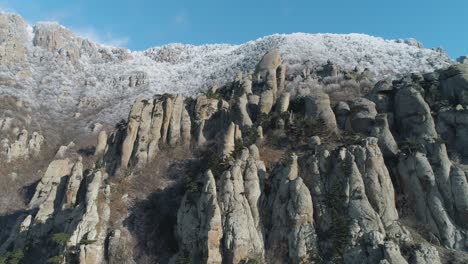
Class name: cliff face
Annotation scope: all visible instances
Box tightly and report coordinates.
[1,12,468,264]
[1,49,467,264]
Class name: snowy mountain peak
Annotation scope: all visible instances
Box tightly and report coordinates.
[0,12,455,124]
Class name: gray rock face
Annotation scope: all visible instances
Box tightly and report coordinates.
[300,138,409,264]
[218,150,265,263]
[398,152,467,249]
[267,153,317,263]
[253,49,287,114]
[303,92,338,133]
[439,64,468,105]
[0,14,28,66]
[108,95,192,171]
[0,142,110,263]
[1,128,44,162]
[175,146,266,263]
[2,32,468,264]
[394,87,437,140]
[176,170,223,264]
[436,108,468,157]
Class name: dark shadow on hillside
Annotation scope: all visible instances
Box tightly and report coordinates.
[124,160,191,263]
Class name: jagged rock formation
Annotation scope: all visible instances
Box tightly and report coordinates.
[0,96,44,162]
[1,43,468,264]
[0,12,454,126]
[0,146,111,263]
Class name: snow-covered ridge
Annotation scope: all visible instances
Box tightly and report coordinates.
[0,13,454,124]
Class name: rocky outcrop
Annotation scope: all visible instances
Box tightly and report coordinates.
[346,98,398,157]
[1,129,44,162]
[304,92,338,133]
[0,14,28,65]
[107,95,192,171]
[253,49,287,114]
[0,144,110,263]
[300,137,410,264]
[176,170,223,264]
[175,145,266,263]
[439,64,468,105]
[266,153,317,263]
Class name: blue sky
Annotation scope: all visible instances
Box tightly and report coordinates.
[1,0,466,58]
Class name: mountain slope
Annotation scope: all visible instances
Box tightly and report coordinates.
[0,12,453,125]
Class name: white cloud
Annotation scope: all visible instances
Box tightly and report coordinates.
[175,10,187,25]
[0,1,15,13]
[72,26,130,48]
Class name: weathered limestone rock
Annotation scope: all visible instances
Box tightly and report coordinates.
[0,14,28,65]
[347,98,378,133]
[382,241,408,264]
[28,132,44,156]
[303,93,338,133]
[106,229,136,264]
[335,101,350,129]
[110,95,193,171]
[168,95,184,146]
[236,94,253,127]
[95,130,108,156]
[176,170,223,264]
[349,138,399,226]
[394,87,437,140]
[268,153,317,263]
[439,64,468,105]
[218,150,265,263]
[369,114,399,158]
[29,159,72,209]
[254,49,282,84]
[346,98,397,159]
[276,92,290,113]
[126,71,147,88]
[277,64,287,94]
[62,157,84,209]
[148,99,164,160]
[397,152,466,249]
[6,129,29,161]
[259,89,275,114]
[120,99,146,169]
[253,50,286,104]
[412,244,442,264]
[450,167,468,228]
[222,123,236,156]
[68,171,103,246]
[437,108,468,157]
[241,75,253,94]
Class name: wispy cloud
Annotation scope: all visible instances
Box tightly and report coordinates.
[72,26,130,47]
[0,1,15,13]
[43,10,71,22]
[174,10,188,25]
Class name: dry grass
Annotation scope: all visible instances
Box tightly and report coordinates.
[258,143,286,172]
[0,145,57,214]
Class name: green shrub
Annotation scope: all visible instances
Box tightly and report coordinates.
[201,149,232,177]
[184,176,199,194]
[50,233,70,245]
[242,126,259,146]
[47,255,64,264]
[0,249,25,264]
[79,239,96,245]
[400,140,425,155]
[177,255,192,264]
[203,89,220,99]
[232,139,245,159]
